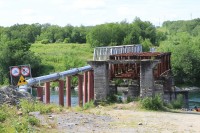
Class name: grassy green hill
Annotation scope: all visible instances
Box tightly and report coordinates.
[30,43,93,75]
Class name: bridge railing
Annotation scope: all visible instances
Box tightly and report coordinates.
[93,44,142,61]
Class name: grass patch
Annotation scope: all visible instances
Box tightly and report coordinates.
[0,99,64,132]
[30,43,93,75]
[19,99,62,114]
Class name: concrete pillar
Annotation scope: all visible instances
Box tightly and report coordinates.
[140,60,159,98]
[83,72,88,104]
[78,74,83,107]
[88,61,109,101]
[36,86,43,102]
[66,76,71,107]
[58,80,64,106]
[45,82,50,104]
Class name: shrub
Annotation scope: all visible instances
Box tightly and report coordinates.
[0,110,7,122]
[28,116,40,126]
[140,94,164,110]
[106,94,118,103]
[41,39,49,44]
[171,94,184,109]
[63,38,70,43]
[83,100,95,110]
[126,96,134,103]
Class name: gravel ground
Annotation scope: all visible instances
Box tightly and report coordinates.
[33,103,200,133]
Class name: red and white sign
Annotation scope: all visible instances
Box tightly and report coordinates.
[21,66,30,76]
[11,67,20,77]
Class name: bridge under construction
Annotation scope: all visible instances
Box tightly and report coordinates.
[20,44,188,107]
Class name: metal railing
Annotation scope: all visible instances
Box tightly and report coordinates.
[93,44,142,61]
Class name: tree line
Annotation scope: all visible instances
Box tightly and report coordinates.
[0,17,165,49]
[0,17,200,85]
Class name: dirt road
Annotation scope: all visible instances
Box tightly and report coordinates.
[35,103,200,133]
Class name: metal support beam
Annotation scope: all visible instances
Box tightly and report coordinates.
[88,70,92,101]
[78,75,83,107]
[45,82,50,104]
[36,86,43,101]
[83,72,88,104]
[91,70,94,100]
[58,80,64,106]
[66,76,71,107]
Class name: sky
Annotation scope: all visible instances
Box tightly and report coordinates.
[0,0,199,27]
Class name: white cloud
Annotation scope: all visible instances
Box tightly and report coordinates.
[72,0,106,10]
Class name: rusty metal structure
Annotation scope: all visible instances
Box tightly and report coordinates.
[109,52,171,80]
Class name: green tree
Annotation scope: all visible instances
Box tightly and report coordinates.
[0,39,41,84]
[158,33,200,85]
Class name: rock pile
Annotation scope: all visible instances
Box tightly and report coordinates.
[0,86,33,105]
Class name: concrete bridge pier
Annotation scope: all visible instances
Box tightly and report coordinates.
[88,61,109,101]
[140,60,160,98]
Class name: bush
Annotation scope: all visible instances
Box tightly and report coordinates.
[106,94,118,103]
[83,100,95,110]
[126,96,134,103]
[41,39,49,44]
[0,110,7,122]
[171,94,184,109]
[28,116,40,126]
[140,94,164,110]
[63,38,70,43]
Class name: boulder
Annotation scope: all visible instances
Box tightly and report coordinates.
[0,86,33,105]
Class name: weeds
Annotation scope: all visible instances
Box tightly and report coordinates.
[0,99,63,132]
[28,116,40,126]
[19,99,62,114]
[83,100,95,110]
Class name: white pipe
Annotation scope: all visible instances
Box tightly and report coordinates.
[25,65,92,87]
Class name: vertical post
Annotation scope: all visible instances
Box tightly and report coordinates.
[58,80,64,106]
[78,74,83,107]
[45,82,50,104]
[66,76,71,107]
[88,70,92,101]
[83,72,88,104]
[91,70,94,100]
[37,86,43,102]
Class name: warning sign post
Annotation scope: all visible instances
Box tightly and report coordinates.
[17,75,28,86]
[9,64,32,86]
